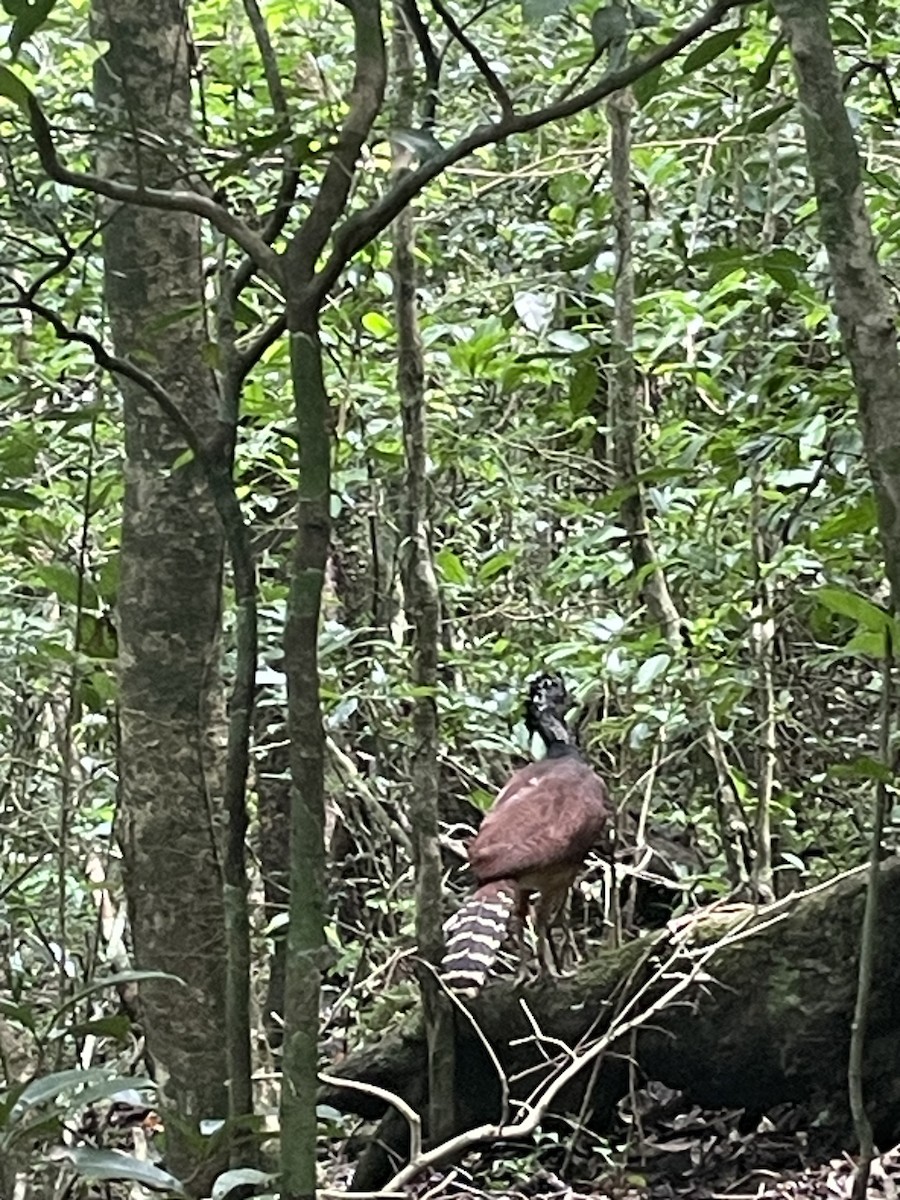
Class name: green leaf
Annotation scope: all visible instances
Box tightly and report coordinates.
[50,1147,186,1196]
[34,564,99,610]
[829,756,893,784]
[742,99,793,135]
[633,653,671,693]
[435,548,469,586]
[570,361,598,416]
[681,26,743,75]
[815,586,892,634]
[633,64,664,107]
[49,970,185,1030]
[0,999,35,1030]
[61,1015,132,1042]
[0,62,33,110]
[391,127,444,161]
[547,329,590,352]
[361,311,393,338]
[478,549,517,581]
[0,486,40,510]
[748,35,785,92]
[7,1068,122,1124]
[6,0,58,58]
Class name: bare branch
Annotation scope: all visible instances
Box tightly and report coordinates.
[5,286,206,460]
[230,0,301,299]
[310,0,752,304]
[397,0,442,127]
[429,0,512,119]
[378,913,758,1192]
[22,96,282,282]
[286,0,388,280]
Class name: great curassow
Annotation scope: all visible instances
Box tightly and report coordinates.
[441,672,611,996]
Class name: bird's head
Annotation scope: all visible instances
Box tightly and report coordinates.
[524,671,573,734]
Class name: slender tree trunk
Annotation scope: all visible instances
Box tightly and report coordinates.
[92,3,228,1186]
[281,310,331,1200]
[773,0,900,607]
[392,2,456,1144]
[773,3,900,1191]
[606,71,751,896]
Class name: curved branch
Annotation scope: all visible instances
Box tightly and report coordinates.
[231,0,301,301]
[23,96,282,282]
[310,0,751,304]
[429,0,512,119]
[286,0,388,281]
[398,0,442,128]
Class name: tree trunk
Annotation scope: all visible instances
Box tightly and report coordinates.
[92,2,228,1185]
[322,860,900,1163]
[391,0,457,1152]
[281,312,331,1200]
[773,0,900,608]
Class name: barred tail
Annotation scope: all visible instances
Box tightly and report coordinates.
[441,880,517,996]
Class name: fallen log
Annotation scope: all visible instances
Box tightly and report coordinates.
[322,860,900,1185]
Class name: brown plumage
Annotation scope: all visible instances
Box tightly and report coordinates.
[442,674,610,996]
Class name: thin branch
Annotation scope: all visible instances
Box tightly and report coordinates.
[22,96,281,281]
[286,0,387,280]
[311,0,753,304]
[230,0,301,301]
[398,0,442,128]
[6,287,205,460]
[429,0,512,119]
[318,1072,423,1162]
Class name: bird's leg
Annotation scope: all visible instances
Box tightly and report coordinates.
[512,897,531,984]
[536,889,576,976]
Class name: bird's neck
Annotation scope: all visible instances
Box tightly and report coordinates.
[533,712,577,756]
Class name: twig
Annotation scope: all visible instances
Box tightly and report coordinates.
[429,0,512,119]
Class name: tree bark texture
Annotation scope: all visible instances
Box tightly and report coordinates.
[392,0,456,1151]
[92,1,228,1181]
[281,314,332,1200]
[322,862,900,1157]
[774,0,900,608]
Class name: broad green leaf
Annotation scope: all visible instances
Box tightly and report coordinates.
[829,756,893,784]
[633,64,664,107]
[815,586,892,633]
[633,653,671,693]
[50,970,185,1029]
[0,999,35,1030]
[513,290,556,333]
[743,100,793,135]
[7,1068,122,1123]
[547,329,590,352]
[570,361,598,416]
[478,549,517,581]
[0,487,40,510]
[391,127,444,160]
[0,62,33,110]
[361,311,393,338]
[681,27,743,75]
[50,1147,186,1195]
[435,548,469,586]
[34,564,99,609]
[7,0,58,58]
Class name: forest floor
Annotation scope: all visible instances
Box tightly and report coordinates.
[344,1095,899,1200]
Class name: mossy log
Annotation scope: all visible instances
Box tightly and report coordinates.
[323,859,900,1168]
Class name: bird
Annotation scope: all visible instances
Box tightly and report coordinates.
[441,672,611,996]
